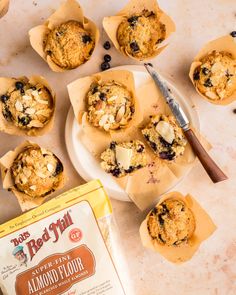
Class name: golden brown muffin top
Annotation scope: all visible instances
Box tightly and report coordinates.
[147,198,196,246]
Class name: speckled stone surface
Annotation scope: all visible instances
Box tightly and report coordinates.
[0,1,236,294]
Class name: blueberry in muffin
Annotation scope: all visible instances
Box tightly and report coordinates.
[142,114,187,161]
[101,140,147,177]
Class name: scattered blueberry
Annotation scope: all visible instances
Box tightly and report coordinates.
[1,95,9,103]
[18,116,31,126]
[130,41,139,52]
[204,78,213,87]
[101,61,110,71]
[233,109,236,114]
[15,81,24,90]
[193,71,200,80]
[82,35,92,44]
[104,54,111,62]
[103,41,111,50]
[230,31,236,38]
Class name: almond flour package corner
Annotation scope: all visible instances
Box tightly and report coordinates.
[0,179,134,295]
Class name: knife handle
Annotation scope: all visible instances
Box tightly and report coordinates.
[184,129,228,183]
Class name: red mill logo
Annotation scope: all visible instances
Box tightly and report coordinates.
[15,246,96,295]
[25,212,74,260]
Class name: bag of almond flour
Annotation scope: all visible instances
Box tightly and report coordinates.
[0,180,133,295]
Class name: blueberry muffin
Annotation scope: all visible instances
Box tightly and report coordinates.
[117,10,166,60]
[44,20,95,69]
[11,146,64,198]
[147,198,196,246]
[193,51,236,100]
[142,115,187,161]
[1,78,54,130]
[101,140,147,177]
[87,81,135,131]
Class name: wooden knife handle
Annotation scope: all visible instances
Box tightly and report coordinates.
[184,129,228,183]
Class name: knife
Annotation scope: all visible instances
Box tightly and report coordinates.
[144,63,228,183]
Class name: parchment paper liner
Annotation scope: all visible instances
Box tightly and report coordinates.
[0,141,66,212]
[140,191,217,263]
[68,71,210,210]
[0,75,56,137]
[103,0,175,61]
[189,35,236,105]
[29,0,100,72]
[68,70,143,155]
[0,0,9,18]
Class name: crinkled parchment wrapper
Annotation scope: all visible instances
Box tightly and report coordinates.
[140,192,217,263]
[103,0,175,61]
[0,141,66,212]
[68,70,210,210]
[29,0,100,72]
[189,35,236,105]
[68,69,143,155]
[0,75,56,137]
[0,0,9,18]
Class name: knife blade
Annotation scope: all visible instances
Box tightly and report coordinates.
[144,63,189,131]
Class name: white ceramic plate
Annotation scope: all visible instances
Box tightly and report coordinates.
[65,65,199,202]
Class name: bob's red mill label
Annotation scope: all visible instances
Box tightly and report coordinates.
[0,180,127,295]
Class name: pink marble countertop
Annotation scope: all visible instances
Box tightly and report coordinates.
[0,0,236,294]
